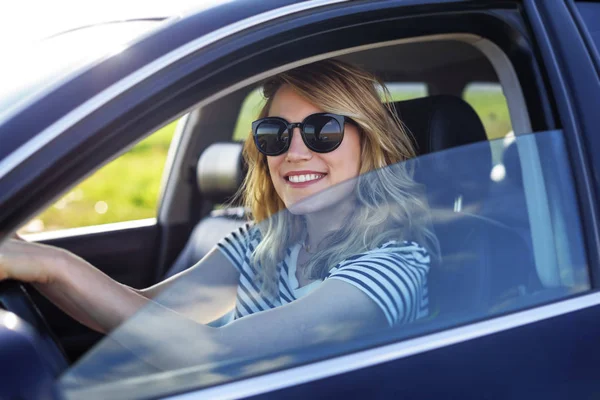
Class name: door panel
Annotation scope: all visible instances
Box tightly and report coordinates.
[28,222,160,361]
[251,303,600,399]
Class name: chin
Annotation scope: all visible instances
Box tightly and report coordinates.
[283,179,358,216]
[286,193,345,216]
[287,201,325,215]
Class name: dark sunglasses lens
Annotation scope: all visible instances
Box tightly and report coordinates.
[255,120,289,155]
[303,115,343,152]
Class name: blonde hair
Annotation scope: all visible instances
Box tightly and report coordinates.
[238,59,437,295]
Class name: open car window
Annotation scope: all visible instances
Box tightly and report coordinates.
[59,129,589,399]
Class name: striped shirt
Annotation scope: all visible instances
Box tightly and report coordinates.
[217,223,430,326]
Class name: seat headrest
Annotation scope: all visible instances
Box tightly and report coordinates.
[393,95,488,155]
[197,142,245,203]
[393,95,492,209]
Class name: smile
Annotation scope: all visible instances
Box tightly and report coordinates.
[284,171,327,186]
[288,173,324,183]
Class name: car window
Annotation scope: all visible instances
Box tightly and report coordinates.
[59,128,589,398]
[18,121,178,234]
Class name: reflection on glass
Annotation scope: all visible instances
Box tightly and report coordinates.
[60,130,589,398]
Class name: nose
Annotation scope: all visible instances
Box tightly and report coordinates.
[285,126,312,162]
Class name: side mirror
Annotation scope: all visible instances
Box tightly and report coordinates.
[0,309,62,399]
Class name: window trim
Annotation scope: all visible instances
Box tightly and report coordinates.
[20,218,157,242]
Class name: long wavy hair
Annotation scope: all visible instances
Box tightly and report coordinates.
[238,59,437,296]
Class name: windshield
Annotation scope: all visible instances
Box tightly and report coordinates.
[0,20,166,125]
[58,130,589,399]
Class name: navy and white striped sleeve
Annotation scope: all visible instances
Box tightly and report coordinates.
[326,241,430,326]
[216,223,255,273]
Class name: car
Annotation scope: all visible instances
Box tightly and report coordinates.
[1,0,600,398]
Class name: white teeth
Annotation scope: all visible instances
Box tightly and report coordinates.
[289,174,323,183]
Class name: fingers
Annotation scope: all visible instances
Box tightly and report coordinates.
[11,232,26,241]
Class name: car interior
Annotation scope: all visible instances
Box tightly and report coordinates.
[11,28,583,383]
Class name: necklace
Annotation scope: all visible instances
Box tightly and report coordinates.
[302,239,317,254]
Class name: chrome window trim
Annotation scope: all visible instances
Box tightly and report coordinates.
[0,0,348,181]
[20,218,156,242]
[165,291,599,400]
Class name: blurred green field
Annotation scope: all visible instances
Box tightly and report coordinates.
[20,87,511,234]
[21,121,177,233]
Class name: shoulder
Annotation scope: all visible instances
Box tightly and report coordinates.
[325,240,431,325]
[329,240,430,274]
[221,222,262,247]
[216,222,262,268]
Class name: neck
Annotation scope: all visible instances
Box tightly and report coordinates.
[303,197,355,250]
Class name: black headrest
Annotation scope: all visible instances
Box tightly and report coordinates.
[393,95,492,209]
[197,142,244,203]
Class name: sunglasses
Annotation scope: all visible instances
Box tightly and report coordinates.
[252,113,357,156]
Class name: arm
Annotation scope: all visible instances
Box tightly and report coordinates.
[95,244,429,371]
[0,238,239,333]
[93,279,388,372]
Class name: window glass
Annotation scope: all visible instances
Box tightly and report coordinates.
[60,129,589,398]
[18,121,178,234]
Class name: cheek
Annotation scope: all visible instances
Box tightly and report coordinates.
[267,156,284,192]
[329,129,362,179]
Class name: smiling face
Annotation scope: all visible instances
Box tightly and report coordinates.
[266,85,362,214]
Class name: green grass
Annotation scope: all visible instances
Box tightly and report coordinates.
[20,121,178,233]
[463,86,512,140]
[20,87,512,233]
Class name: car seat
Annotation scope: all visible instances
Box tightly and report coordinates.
[393,95,540,317]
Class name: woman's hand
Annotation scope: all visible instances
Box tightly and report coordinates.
[0,238,66,284]
[0,236,145,333]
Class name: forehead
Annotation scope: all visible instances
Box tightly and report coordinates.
[268,85,322,119]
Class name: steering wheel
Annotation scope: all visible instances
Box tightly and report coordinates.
[0,280,69,377]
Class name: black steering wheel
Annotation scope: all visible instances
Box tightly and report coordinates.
[0,280,69,377]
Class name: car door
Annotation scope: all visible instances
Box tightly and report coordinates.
[48,0,600,399]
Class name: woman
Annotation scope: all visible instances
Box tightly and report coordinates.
[0,60,435,370]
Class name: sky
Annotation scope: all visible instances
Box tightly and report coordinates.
[0,0,228,50]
